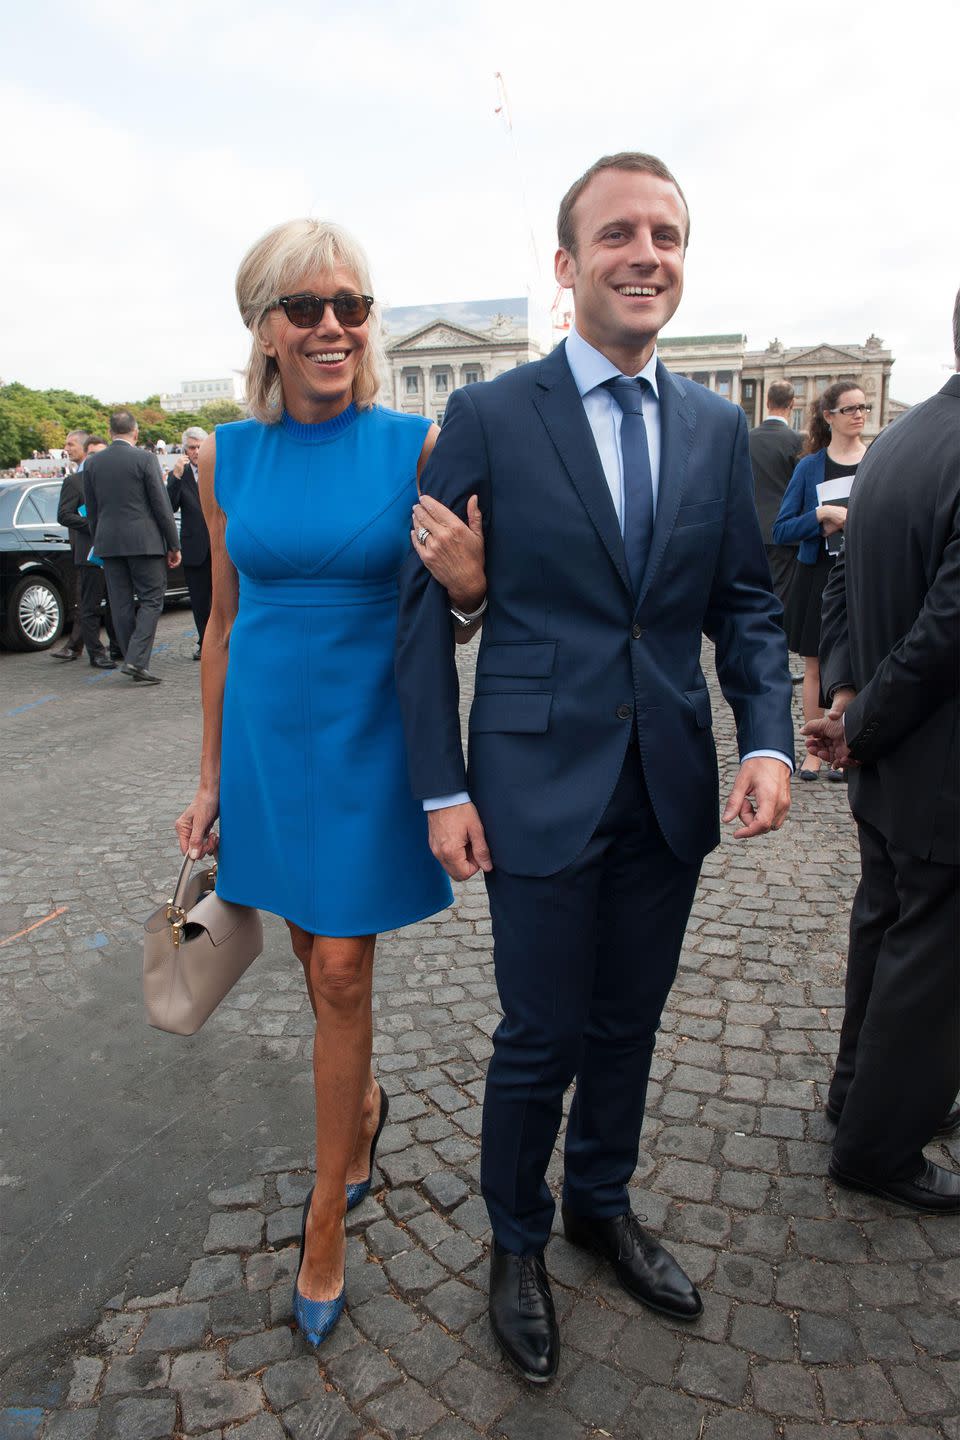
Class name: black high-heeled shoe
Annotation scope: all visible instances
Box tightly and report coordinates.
[346,1084,389,1210]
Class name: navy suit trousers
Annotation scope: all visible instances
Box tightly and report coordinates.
[481,741,701,1253]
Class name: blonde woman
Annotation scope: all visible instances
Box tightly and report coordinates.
[175,220,485,1346]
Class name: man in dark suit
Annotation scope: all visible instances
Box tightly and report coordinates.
[55,436,119,668]
[397,152,793,1381]
[166,426,211,660]
[50,430,92,660]
[748,380,804,603]
[83,410,181,684]
[805,295,960,1215]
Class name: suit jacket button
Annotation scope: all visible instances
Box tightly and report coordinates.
[632,624,643,640]
[616,704,633,720]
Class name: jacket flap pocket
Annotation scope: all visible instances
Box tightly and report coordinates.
[675,499,724,528]
[470,692,553,734]
[477,641,557,679]
[685,687,712,730]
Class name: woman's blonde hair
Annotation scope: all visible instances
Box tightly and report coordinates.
[236,219,385,423]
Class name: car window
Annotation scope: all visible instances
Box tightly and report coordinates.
[32,484,63,524]
[15,492,46,525]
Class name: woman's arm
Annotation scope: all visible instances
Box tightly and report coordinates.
[411,425,486,642]
[174,431,240,858]
[772,457,823,546]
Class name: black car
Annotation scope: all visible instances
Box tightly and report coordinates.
[0,478,189,651]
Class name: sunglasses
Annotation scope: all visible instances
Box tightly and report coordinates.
[271,292,374,329]
[830,403,872,416]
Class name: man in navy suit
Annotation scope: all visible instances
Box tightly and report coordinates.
[396,152,793,1382]
[166,426,211,660]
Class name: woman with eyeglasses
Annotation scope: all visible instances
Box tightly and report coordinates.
[174,220,485,1347]
[773,379,869,780]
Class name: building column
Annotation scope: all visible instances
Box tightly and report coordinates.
[731,372,741,404]
[708,371,717,391]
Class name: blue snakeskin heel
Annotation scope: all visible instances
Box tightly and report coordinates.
[346,1084,389,1211]
[292,1189,345,1347]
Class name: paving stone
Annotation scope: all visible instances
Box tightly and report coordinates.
[776,1260,851,1314]
[226,1416,286,1440]
[266,1207,303,1248]
[384,1246,447,1296]
[729,1302,794,1360]
[208,1286,270,1336]
[850,1263,922,1307]
[820,1363,903,1421]
[676,1339,749,1404]
[793,1217,871,1262]
[561,1356,639,1430]
[438,1356,517,1429]
[434,1231,484,1274]
[654,1159,717,1202]
[448,1195,491,1239]
[350,1294,421,1348]
[497,1394,589,1440]
[204,1208,263,1253]
[41,1415,99,1440]
[136,1302,208,1352]
[384,1187,429,1222]
[362,1377,447,1438]
[422,1171,471,1211]
[713,1252,774,1303]
[421,1278,486,1332]
[612,1319,681,1382]
[246,1247,299,1292]
[102,1353,170,1394]
[622,1382,708,1439]
[94,1395,177,1440]
[889,1362,956,1415]
[66,1356,104,1405]
[704,1415,777,1440]
[259,1356,324,1411]
[208,1178,265,1207]
[388,1323,463,1386]
[752,1360,820,1418]
[852,1309,917,1361]
[324,1340,401,1404]
[422,1419,482,1440]
[797,1311,863,1364]
[902,1307,960,1356]
[180,1253,244,1299]
[728,1214,789,1257]
[718,1170,770,1210]
[227,1326,295,1373]
[281,1393,362,1439]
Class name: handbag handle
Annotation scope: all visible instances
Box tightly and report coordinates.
[166,853,218,947]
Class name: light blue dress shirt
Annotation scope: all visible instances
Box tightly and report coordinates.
[424,328,790,812]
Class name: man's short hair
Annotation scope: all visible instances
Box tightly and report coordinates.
[557,152,690,255]
[66,429,90,447]
[181,426,208,446]
[109,409,137,436]
[953,287,960,367]
[84,435,107,451]
[767,381,795,410]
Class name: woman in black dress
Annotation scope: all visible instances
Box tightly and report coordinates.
[773,380,869,778]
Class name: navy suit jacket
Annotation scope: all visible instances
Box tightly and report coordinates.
[396,343,794,876]
[166,463,210,566]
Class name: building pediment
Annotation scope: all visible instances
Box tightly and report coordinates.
[388,320,497,352]
[786,344,864,367]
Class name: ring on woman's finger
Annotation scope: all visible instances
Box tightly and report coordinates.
[417,527,430,544]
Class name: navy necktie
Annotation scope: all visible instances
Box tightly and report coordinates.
[604,376,654,597]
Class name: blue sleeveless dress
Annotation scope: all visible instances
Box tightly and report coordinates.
[213,406,452,936]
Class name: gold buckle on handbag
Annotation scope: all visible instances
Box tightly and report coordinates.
[165,903,187,948]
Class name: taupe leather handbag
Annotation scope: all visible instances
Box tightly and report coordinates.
[143,856,263,1035]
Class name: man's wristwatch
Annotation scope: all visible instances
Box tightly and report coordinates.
[450,596,488,628]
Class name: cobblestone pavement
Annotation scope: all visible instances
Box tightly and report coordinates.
[1,613,958,1440]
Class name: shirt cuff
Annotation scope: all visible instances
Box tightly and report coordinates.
[423,791,470,811]
[742,749,794,774]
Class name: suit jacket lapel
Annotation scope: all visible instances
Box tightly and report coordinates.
[637,361,696,609]
[533,344,632,597]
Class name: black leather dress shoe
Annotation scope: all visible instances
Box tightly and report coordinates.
[89,653,117,669]
[829,1157,960,1213]
[120,663,161,684]
[51,646,80,661]
[489,1242,559,1384]
[825,1099,960,1139]
[562,1205,703,1319]
[193,645,201,661]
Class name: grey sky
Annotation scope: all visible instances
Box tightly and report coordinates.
[2,0,956,405]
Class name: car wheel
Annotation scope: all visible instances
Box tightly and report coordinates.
[3,574,66,651]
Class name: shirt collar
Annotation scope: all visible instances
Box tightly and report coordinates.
[767,415,788,425]
[565,325,660,400]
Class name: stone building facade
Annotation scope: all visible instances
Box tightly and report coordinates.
[382,302,542,424]
[657,333,896,438]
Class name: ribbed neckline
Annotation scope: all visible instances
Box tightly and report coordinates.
[280,403,358,443]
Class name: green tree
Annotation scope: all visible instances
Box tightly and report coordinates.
[198,400,243,427]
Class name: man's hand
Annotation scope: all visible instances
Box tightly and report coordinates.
[722,757,791,840]
[427,802,493,880]
[412,493,486,612]
[171,457,187,479]
[802,687,858,769]
[167,548,182,568]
